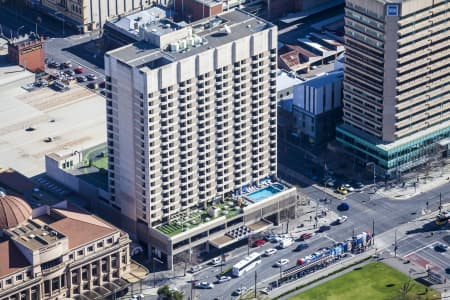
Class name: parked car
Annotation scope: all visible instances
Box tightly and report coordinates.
[87,82,99,90]
[343,184,355,192]
[336,186,348,195]
[274,259,289,267]
[87,73,98,80]
[74,66,84,74]
[355,182,364,189]
[99,80,106,88]
[215,275,231,283]
[299,233,314,241]
[294,243,309,252]
[62,61,73,68]
[233,287,247,296]
[65,69,75,76]
[435,243,448,252]
[189,265,203,273]
[195,281,214,289]
[253,239,266,247]
[48,61,60,68]
[264,248,277,256]
[129,294,144,300]
[76,75,88,82]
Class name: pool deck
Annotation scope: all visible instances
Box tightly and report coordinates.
[155,182,295,238]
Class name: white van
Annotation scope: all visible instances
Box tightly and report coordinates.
[279,238,293,249]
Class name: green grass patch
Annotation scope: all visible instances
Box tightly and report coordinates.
[289,262,439,300]
[157,201,243,236]
[91,156,107,170]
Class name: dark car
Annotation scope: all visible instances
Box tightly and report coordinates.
[294,243,309,252]
[337,202,350,211]
[317,225,331,233]
[48,61,60,68]
[299,233,314,241]
[434,243,448,252]
[76,76,87,82]
[65,69,75,76]
[62,61,73,68]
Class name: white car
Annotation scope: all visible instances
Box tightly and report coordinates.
[233,286,247,296]
[343,184,355,192]
[195,281,214,289]
[210,257,222,265]
[274,258,289,267]
[264,248,277,256]
[336,216,348,224]
[216,275,231,283]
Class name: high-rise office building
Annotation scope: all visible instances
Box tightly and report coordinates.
[105,9,297,268]
[337,0,450,176]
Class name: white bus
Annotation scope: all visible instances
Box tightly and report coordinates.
[232,252,261,277]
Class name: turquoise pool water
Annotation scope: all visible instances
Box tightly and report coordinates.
[246,184,284,202]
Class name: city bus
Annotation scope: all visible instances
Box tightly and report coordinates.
[232,252,261,277]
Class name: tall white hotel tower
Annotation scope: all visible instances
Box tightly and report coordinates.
[105,9,297,268]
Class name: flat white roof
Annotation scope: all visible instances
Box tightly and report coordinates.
[0,84,106,176]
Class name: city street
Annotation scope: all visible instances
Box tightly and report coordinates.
[181,172,450,300]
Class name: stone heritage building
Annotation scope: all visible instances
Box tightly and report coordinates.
[0,192,134,300]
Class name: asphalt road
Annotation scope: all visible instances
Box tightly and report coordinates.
[192,177,450,299]
[192,233,342,300]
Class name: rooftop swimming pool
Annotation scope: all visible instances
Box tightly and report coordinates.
[246,183,285,202]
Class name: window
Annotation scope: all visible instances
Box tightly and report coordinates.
[78,250,84,256]
[88,246,94,252]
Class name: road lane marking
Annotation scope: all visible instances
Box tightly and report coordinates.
[404,241,438,258]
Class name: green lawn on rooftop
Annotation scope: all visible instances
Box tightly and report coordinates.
[157,201,242,236]
[289,262,440,300]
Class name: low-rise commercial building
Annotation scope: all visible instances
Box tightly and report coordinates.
[7,33,45,73]
[291,69,343,147]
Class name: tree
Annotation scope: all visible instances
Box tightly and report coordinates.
[157,285,184,300]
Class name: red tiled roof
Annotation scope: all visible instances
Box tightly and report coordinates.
[50,217,116,250]
[0,241,30,278]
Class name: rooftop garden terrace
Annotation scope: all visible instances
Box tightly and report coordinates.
[157,199,243,237]
[157,180,289,237]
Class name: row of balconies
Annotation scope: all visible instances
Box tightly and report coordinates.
[395,112,449,139]
[397,65,449,93]
[396,84,450,111]
[397,73,448,101]
[397,50,450,82]
[397,44,450,74]
[395,102,449,129]
[398,0,448,28]
[398,29,449,57]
